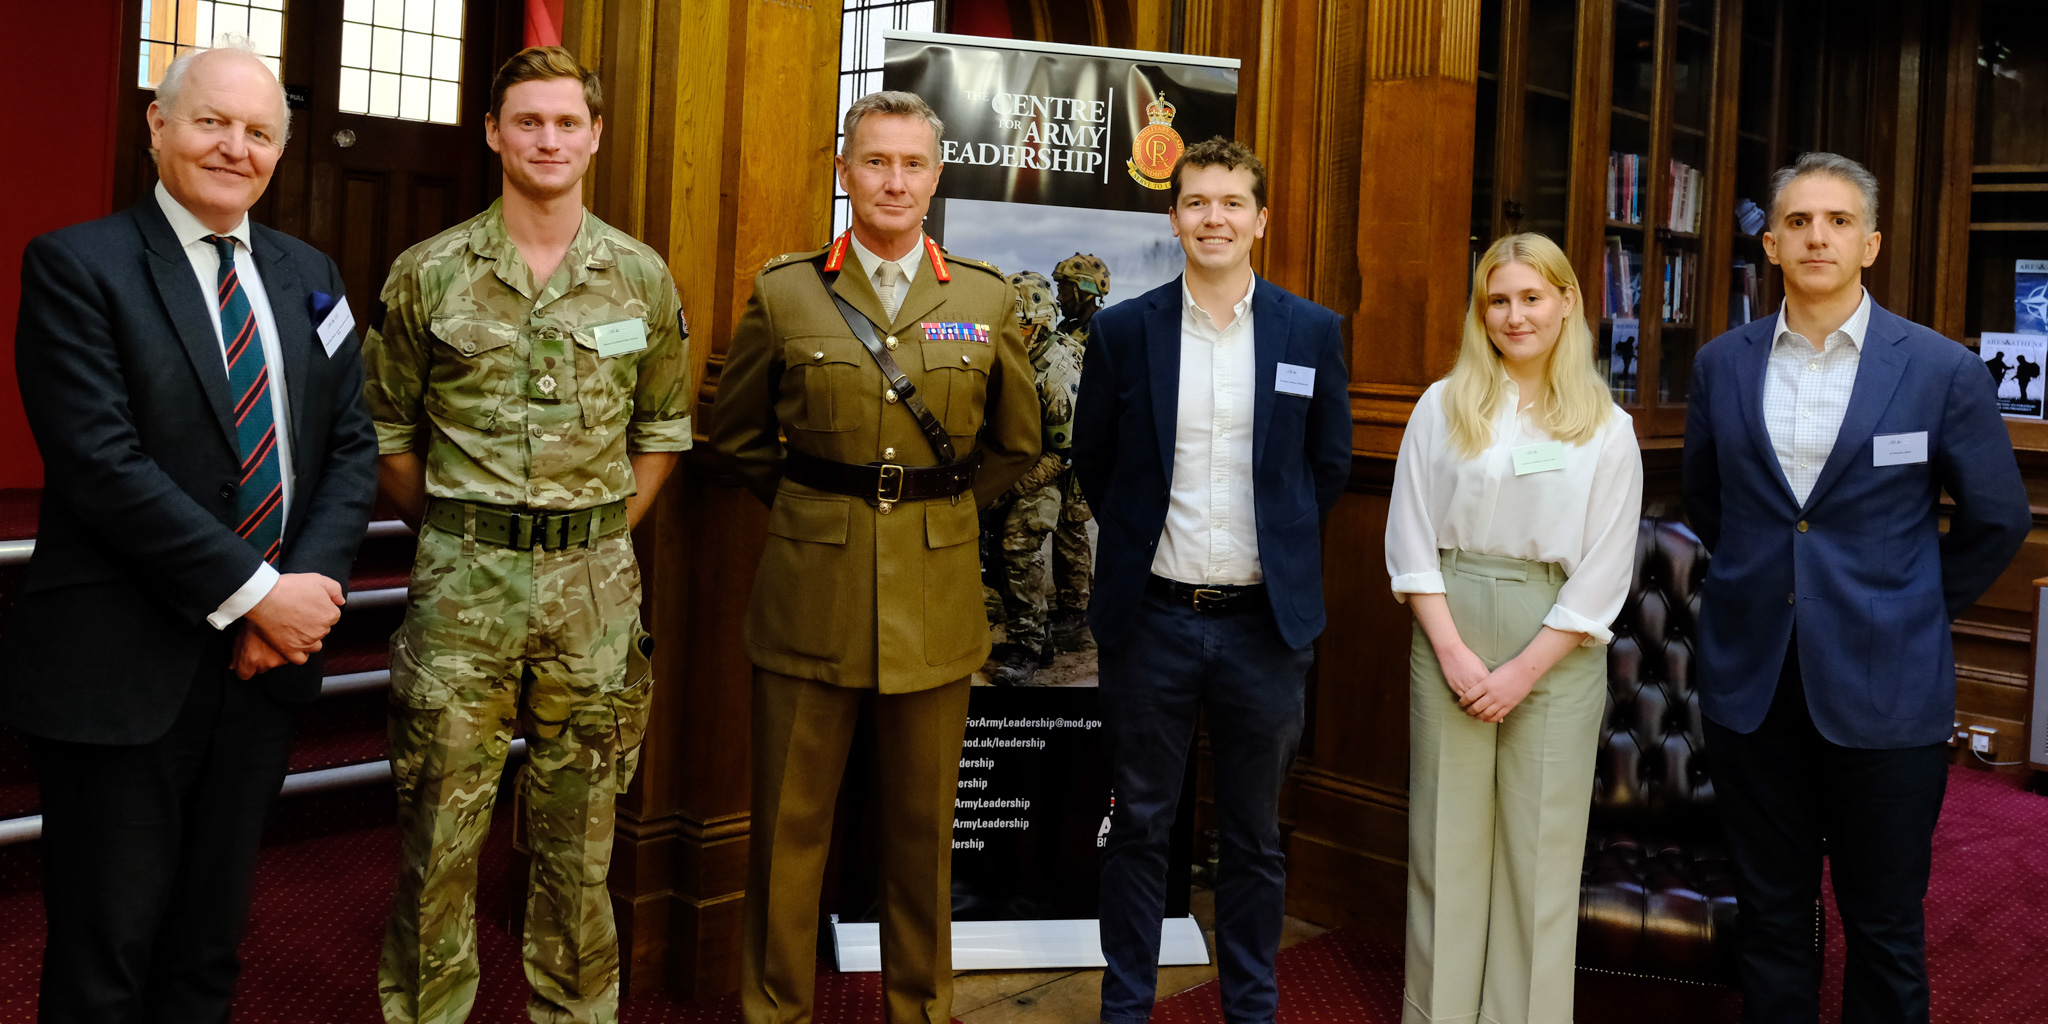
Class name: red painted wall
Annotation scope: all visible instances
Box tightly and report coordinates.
[3,5,123,488]
[952,0,1015,37]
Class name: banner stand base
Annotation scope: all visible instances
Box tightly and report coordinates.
[830,916,1210,972]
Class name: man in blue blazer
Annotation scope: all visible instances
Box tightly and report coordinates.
[1684,153,2028,1024]
[3,43,376,1021]
[1072,138,1351,1024]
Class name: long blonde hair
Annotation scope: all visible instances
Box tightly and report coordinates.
[1442,233,1612,457]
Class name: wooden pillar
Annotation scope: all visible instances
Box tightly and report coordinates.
[1282,0,1480,941]
[565,0,841,1000]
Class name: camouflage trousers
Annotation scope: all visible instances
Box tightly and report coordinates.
[379,520,653,1024]
[985,482,1062,651]
[1051,474,1092,613]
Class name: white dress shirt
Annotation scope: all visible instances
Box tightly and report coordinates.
[1762,289,1872,505]
[1385,379,1644,645]
[848,232,924,316]
[1152,276,1262,585]
[156,182,293,629]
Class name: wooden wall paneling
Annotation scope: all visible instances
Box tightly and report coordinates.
[1697,0,1741,343]
[1929,0,1980,341]
[1249,0,1327,296]
[1310,0,1368,325]
[1563,0,1614,289]
[1284,0,1482,939]
[1122,0,1177,51]
[562,0,843,998]
[1862,0,1930,317]
[1179,0,1267,155]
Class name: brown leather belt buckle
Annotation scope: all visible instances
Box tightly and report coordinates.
[876,463,905,514]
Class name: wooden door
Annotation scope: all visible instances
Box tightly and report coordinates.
[115,0,518,306]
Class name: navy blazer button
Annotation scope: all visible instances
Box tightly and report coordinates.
[1787,592,1795,605]
[219,484,234,500]
[1796,520,1809,533]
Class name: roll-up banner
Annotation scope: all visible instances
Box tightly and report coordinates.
[829,32,1239,972]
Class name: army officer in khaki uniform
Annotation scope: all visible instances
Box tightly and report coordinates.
[708,90,1038,1024]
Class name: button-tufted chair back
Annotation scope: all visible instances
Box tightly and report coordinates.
[1579,517,1737,983]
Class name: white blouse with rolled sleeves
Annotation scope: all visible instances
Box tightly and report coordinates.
[1385,378,1644,646]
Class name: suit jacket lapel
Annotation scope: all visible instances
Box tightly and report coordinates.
[255,227,312,472]
[1733,316,1797,506]
[1801,307,1910,513]
[1146,283,1183,478]
[136,204,239,454]
[1250,278,1289,465]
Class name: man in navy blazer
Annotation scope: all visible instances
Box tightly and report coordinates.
[2,42,376,1022]
[1684,153,2027,1024]
[1072,138,1350,1024]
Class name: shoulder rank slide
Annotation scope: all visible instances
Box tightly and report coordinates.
[922,322,990,343]
[823,230,852,272]
[923,236,951,282]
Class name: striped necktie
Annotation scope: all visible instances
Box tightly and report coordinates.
[205,234,285,564]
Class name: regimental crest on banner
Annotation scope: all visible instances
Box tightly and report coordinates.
[1126,94,1184,191]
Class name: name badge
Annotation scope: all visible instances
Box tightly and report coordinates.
[1275,362,1315,397]
[590,318,649,357]
[1511,440,1567,475]
[315,300,355,357]
[1873,431,1929,467]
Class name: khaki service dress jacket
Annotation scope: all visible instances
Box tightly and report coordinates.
[710,238,1039,693]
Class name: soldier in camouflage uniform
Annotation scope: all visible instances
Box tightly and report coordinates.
[361,48,691,1024]
[1050,253,1110,650]
[984,271,1084,685]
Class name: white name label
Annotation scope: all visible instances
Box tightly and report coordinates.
[590,318,649,357]
[1511,440,1567,475]
[315,300,354,357]
[1873,431,1928,467]
[1275,362,1315,397]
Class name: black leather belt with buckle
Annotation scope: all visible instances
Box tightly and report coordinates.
[784,449,980,511]
[425,498,628,550]
[1146,574,1266,614]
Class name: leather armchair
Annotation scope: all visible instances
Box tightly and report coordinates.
[1579,517,1738,983]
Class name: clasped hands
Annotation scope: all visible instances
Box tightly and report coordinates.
[1434,641,1539,724]
[232,573,346,680]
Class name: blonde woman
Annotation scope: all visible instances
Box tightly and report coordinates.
[1386,233,1643,1024]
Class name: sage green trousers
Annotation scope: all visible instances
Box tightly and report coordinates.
[1404,549,1608,1024]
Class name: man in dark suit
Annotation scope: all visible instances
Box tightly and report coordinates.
[1684,152,2029,1024]
[1072,137,1351,1024]
[2,41,377,1023]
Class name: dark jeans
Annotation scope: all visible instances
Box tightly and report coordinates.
[31,635,298,1024]
[1704,648,1949,1024]
[1096,588,1313,1024]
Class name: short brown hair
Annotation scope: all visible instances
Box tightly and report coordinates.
[489,46,602,122]
[841,90,946,160]
[1167,137,1267,210]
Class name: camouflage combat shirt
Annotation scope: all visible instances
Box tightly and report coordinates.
[363,199,692,509]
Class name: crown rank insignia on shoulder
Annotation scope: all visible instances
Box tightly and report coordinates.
[922,322,992,344]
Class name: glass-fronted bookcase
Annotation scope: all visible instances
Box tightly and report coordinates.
[1472,0,1841,443]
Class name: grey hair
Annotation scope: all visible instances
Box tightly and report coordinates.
[840,90,944,159]
[155,34,292,145]
[1768,151,1879,229]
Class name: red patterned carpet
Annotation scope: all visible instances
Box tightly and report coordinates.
[0,765,2043,1023]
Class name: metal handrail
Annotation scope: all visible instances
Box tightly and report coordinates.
[0,739,525,847]
[0,519,414,568]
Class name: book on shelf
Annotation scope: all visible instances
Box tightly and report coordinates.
[1610,317,1640,402]
[1736,198,1766,236]
[1604,236,1642,320]
[1607,152,1646,225]
[1658,250,1699,324]
[1982,332,2047,419]
[2018,259,2048,334]
[1665,159,1703,233]
[1729,259,1762,326]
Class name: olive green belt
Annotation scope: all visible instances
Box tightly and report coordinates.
[424,498,628,550]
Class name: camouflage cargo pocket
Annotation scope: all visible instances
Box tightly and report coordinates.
[388,631,458,711]
[611,627,656,788]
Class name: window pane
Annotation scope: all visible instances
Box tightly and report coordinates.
[430,80,459,124]
[375,0,404,26]
[432,35,460,81]
[137,0,287,88]
[342,21,370,67]
[405,0,435,33]
[436,0,464,39]
[370,70,400,116]
[345,0,372,20]
[403,30,432,76]
[400,75,430,120]
[371,26,402,72]
[340,67,370,113]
